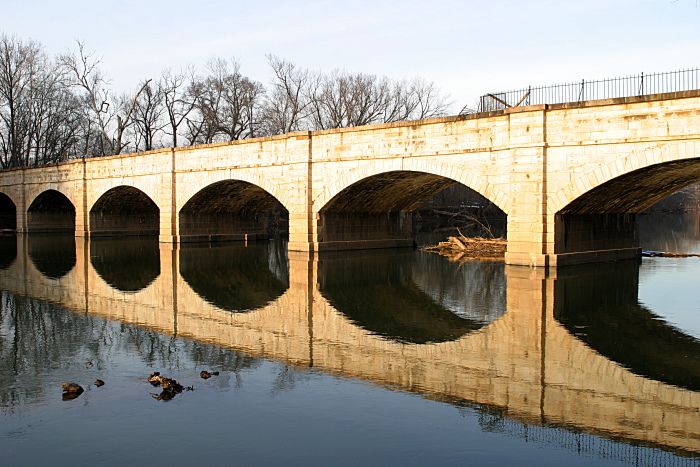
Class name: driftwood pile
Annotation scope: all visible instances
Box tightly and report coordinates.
[423,235,506,262]
[641,250,700,258]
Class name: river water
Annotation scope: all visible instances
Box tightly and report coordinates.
[0,217,699,466]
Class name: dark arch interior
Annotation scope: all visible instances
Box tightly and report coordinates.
[27,190,75,233]
[179,242,288,312]
[0,236,17,269]
[0,193,16,231]
[319,171,506,248]
[318,249,505,344]
[28,234,76,279]
[555,159,700,254]
[554,260,700,391]
[179,180,288,242]
[90,237,161,292]
[90,186,159,237]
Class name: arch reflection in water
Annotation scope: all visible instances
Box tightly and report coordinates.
[28,234,76,279]
[554,260,700,391]
[90,237,161,292]
[179,242,289,312]
[0,236,16,270]
[318,249,506,344]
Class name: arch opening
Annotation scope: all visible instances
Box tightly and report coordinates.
[555,159,700,257]
[90,186,159,237]
[0,193,16,232]
[318,171,506,250]
[179,180,288,242]
[27,190,75,233]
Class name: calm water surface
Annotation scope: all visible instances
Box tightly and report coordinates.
[0,221,699,466]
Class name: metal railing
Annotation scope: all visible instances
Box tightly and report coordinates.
[462,68,700,114]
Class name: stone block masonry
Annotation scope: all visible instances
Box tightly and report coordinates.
[1,90,700,266]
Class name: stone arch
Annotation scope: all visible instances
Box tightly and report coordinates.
[552,154,700,256]
[177,170,291,214]
[549,144,700,215]
[179,179,289,242]
[90,186,160,237]
[27,189,75,233]
[0,192,17,231]
[315,167,507,247]
[314,161,509,215]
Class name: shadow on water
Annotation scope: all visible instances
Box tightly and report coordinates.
[554,260,700,391]
[27,234,76,279]
[179,242,289,313]
[0,236,16,269]
[90,237,161,292]
[318,249,506,344]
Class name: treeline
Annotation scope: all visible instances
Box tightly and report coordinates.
[0,34,449,169]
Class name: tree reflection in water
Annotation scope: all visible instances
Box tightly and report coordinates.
[0,292,261,412]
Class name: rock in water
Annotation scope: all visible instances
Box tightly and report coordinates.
[200,370,219,379]
[147,372,186,401]
[94,379,105,387]
[147,372,162,386]
[62,382,84,400]
[160,377,183,392]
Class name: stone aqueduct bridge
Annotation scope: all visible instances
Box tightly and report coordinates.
[0,237,698,457]
[2,91,700,266]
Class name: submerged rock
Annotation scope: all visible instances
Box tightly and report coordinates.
[200,370,220,379]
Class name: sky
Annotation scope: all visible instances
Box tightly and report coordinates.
[2,0,700,112]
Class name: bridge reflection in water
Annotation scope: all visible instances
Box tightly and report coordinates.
[0,236,698,462]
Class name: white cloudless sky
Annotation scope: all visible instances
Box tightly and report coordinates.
[2,0,699,112]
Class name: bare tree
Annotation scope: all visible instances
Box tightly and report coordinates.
[61,42,151,156]
[194,58,264,142]
[60,41,114,156]
[1,35,450,169]
[0,35,37,168]
[307,70,449,130]
[160,68,196,147]
[262,55,311,135]
[0,35,82,169]
[132,79,164,151]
